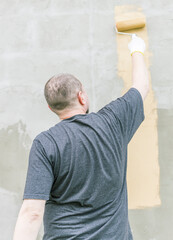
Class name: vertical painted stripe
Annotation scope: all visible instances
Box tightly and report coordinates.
[115,5,161,209]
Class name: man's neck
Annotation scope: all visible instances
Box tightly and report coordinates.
[59,109,86,120]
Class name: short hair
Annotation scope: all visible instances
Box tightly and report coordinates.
[44,73,82,111]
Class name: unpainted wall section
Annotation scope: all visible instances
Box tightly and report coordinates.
[0,1,173,239]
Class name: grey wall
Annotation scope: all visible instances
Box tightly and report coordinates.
[0,1,173,239]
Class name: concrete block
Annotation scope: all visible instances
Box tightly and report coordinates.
[153,86,173,109]
[91,0,118,12]
[50,0,89,13]
[0,122,30,194]
[151,46,173,88]
[35,14,90,51]
[1,50,91,86]
[22,0,53,13]
[0,188,21,240]
[92,0,172,12]
[93,49,122,111]
[0,0,56,16]
[0,0,22,16]
[0,0,89,17]
[92,12,116,48]
[0,16,34,53]
[147,13,173,88]
[0,57,7,81]
[147,13,173,44]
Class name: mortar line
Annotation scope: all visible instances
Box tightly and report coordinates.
[89,0,96,112]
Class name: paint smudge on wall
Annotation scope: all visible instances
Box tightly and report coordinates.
[0,85,58,140]
[115,5,161,209]
[0,121,31,196]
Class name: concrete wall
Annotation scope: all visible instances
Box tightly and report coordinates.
[0,1,172,239]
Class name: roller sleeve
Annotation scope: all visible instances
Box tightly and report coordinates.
[116,18,146,32]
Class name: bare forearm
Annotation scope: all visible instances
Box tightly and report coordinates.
[131,52,149,100]
[13,212,43,240]
[13,200,45,240]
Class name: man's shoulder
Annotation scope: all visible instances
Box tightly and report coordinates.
[34,112,104,144]
[34,123,63,145]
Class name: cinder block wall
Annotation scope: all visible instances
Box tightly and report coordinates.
[0,1,172,239]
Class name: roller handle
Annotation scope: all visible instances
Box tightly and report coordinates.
[115,26,136,38]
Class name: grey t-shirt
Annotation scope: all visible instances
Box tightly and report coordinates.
[24,88,144,240]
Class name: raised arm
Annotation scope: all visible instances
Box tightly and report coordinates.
[128,35,149,100]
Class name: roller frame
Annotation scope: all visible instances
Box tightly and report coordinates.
[115,25,136,37]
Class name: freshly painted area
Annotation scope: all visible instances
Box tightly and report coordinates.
[115,5,161,209]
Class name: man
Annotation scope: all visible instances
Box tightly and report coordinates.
[13,35,149,240]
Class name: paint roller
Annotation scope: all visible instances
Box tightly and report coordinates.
[115,17,146,37]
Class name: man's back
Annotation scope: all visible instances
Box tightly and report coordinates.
[24,88,144,239]
[13,36,149,240]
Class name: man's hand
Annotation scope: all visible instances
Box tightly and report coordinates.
[13,199,46,240]
[128,35,146,56]
[128,36,149,100]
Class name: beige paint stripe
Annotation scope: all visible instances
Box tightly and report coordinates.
[115,5,161,209]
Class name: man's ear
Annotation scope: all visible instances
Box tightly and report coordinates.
[78,91,86,105]
[48,105,53,111]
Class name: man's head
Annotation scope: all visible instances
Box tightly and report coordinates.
[44,73,89,118]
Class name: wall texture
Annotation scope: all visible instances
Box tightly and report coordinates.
[0,1,173,239]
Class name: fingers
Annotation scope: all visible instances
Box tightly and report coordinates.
[128,36,146,55]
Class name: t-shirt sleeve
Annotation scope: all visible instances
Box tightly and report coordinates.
[98,88,144,143]
[23,139,54,200]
